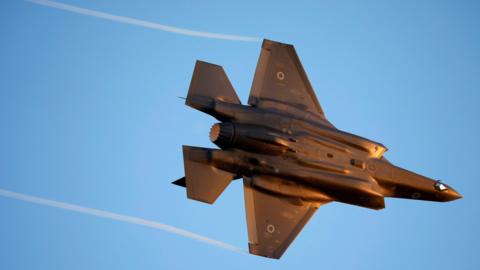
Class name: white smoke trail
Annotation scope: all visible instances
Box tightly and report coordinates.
[25,0,261,42]
[0,188,245,254]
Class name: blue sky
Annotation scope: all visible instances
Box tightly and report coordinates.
[1,0,479,269]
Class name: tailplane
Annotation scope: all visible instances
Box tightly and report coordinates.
[174,146,235,204]
[186,61,241,113]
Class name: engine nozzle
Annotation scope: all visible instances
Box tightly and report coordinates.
[210,122,234,149]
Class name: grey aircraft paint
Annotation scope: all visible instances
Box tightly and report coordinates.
[172,39,462,259]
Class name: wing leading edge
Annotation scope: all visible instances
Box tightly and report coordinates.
[243,176,329,259]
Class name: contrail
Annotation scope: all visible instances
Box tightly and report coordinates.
[0,188,245,254]
[26,0,261,42]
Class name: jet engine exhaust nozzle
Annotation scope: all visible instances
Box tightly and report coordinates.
[210,122,234,149]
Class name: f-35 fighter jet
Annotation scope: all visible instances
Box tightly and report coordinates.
[172,39,462,259]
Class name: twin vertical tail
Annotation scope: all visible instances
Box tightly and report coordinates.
[172,61,241,204]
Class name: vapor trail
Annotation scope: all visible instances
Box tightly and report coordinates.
[0,188,245,254]
[26,0,261,42]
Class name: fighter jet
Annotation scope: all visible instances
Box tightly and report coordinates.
[172,39,462,259]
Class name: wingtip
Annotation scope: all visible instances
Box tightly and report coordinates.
[248,243,282,259]
[262,39,293,49]
[195,60,223,68]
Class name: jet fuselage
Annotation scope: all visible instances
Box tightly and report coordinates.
[175,40,462,259]
[190,98,461,209]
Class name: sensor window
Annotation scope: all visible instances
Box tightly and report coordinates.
[434,181,448,192]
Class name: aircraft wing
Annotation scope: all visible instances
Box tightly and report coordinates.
[243,176,327,259]
[248,39,327,120]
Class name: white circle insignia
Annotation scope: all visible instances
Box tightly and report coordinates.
[267,224,275,233]
[276,71,285,80]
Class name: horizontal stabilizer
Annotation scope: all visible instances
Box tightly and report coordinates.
[183,146,235,204]
[186,61,241,112]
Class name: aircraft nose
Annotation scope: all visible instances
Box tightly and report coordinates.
[444,188,462,201]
